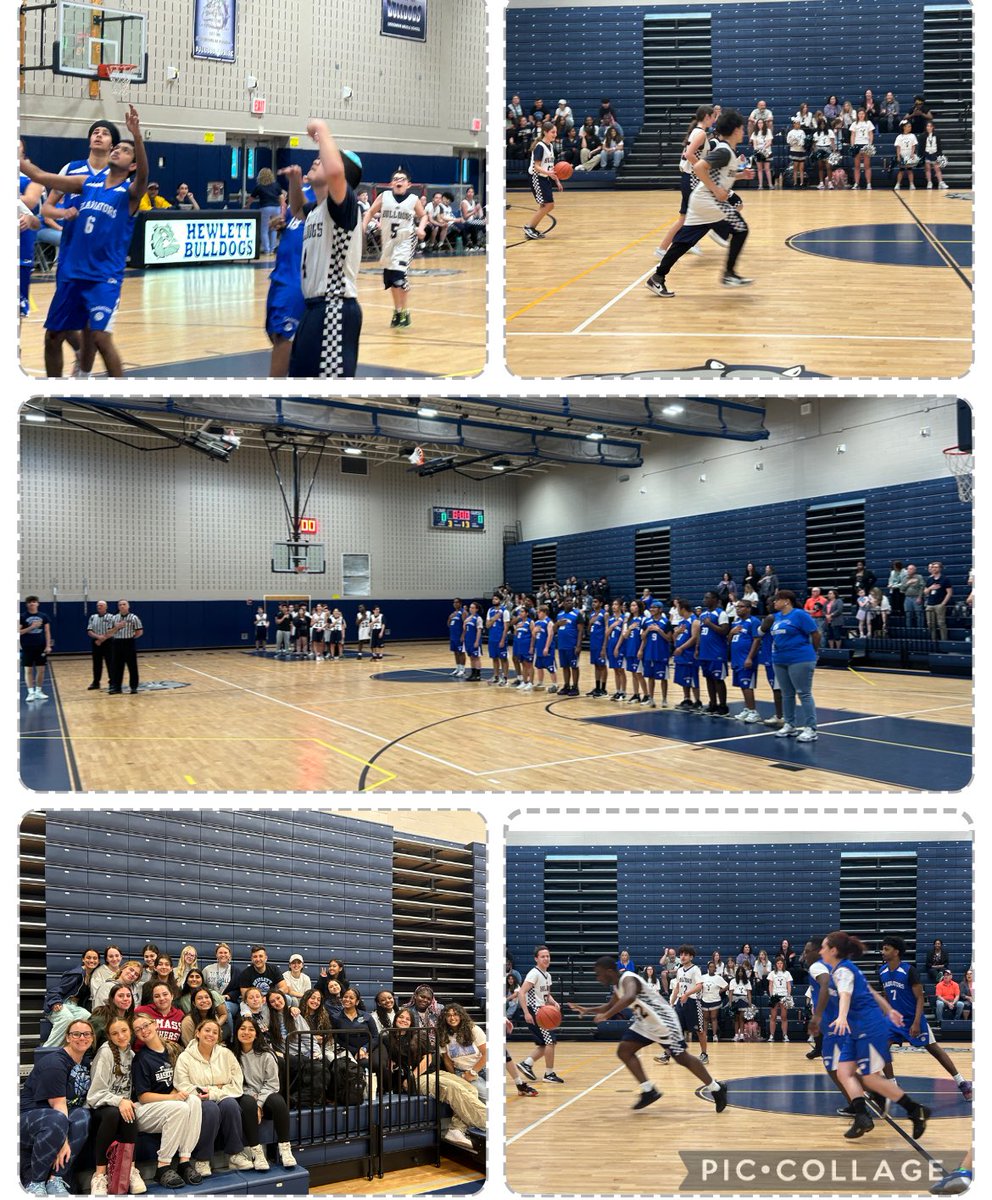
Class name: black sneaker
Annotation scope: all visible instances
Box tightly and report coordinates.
[542,1072,566,1084]
[911,1104,931,1141]
[654,1054,670,1064]
[586,687,600,697]
[844,1112,875,1139]
[702,706,718,717]
[716,706,731,717]
[390,311,401,327]
[156,1167,185,1189]
[178,1163,203,1185]
[805,1048,820,1060]
[523,226,540,240]
[674,699,691,711]
[87,682,100,690]
[517,1061,536,1081]
[722,273,754,287]
[710,1082,729,1113]
[645,275,675,298]
[836,1103,859,1116]
[516,1081,539,1096]
[691,701,704,712]
[632,1086,663,1111]
[699,1052,709,1064]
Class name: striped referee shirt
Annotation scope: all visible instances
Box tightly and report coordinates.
[87,613,115,637]
[111,613,143,639]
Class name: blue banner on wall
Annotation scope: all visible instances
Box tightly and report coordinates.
[380,0,427,42]
[193,0,237,62]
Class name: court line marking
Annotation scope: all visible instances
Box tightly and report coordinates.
[822,731,970,758]
[892,192,973,291]
[311,738,397,791]
[482,701,972,777]
[506,1064,628,1145]
[508,331,971,343]
[571,267,657,334]
[169,660,477,779]
[506,222,672,321]
[846,665,877,687]
[183,775,196,785]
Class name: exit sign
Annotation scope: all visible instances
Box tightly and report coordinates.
[470,118,482,132]
[251,97,267,115]
[297,517,319,535]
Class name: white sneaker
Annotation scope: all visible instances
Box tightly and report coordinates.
[35,689,48,700]
[775,723,797,737]
[90,1175,109,1197]
[768,1035,775,1041]
[734,709,750,722]
[866,183,872,190]
[939,181,949,189]
[817,183,824,190]
[909,182,916,190]
[278,1143,297,1168]
[763,715,783,727]
[784,1034,790,1042]
[444,1127,475,1149]
[743,709,760,723]
[193,1160,212,1177]
[250,1146,270,1171]
[25,688,37,701]
[927,182,933,189]
[520,682,532,691]
[449,668,459,676]
[893,183,901,190]
[796,727,819,742]
[228,1151,254,1170]
[129,1166,147,1195]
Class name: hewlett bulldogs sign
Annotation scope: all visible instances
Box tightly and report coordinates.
[380,0,426,41]
[142,215,258,266]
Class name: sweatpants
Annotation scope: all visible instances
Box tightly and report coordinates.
[194,1097,243,1159]
[418,1070,487,1132]
[134,1095,202,1162]
[20,1106,91,1184]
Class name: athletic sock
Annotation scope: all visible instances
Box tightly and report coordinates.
[522,1056,533,1068]
[896,1094,921,1116]
[640,1080,654,1093]
[851,1096,869,1114]
[726,228,749,274]
[953,1072,964,1084]
[514,1073,525,1085]
[657,241,694,277]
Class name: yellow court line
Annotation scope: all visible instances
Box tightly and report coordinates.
[184,775,197,785]
[507,220,673,321]
[847,665,878,687]
[311,738,397,792]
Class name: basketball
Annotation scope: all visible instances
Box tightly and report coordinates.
[553,161,573,181]
[536,1003,562,1029]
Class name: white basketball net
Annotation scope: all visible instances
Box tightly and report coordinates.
[944,447,974,504]
[103,64,139,104]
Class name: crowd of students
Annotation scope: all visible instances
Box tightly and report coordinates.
[25,942,488,1194]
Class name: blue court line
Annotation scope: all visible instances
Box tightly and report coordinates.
[730,1073,970,1119]
[787,223,971,269]
[19,668,77,792]
[127,350,435,378]
[581,703,971,791]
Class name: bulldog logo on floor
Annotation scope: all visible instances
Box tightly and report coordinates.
[134,681,191,691]
[574,358,830,380]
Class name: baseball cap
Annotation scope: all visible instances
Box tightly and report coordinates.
[289,954,304,964]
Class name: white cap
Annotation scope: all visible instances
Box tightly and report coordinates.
[289,954,304,964]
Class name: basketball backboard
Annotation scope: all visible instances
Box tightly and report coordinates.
[272,541,327,574]
[54,1,148,81]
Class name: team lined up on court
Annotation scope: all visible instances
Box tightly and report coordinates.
[253,603,387,661]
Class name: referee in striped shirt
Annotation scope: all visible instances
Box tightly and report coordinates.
[103,600,143,695]
[86,600,115,690]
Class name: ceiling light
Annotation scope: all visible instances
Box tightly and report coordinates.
[417,406,438,418]
[586,430,604,441]
[662,404,684,416]
[343,446,363,456]
[25,412,47,422]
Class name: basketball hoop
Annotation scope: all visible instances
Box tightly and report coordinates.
[294,561,308,574]
[96,62,139,103]
[944,445,974,504]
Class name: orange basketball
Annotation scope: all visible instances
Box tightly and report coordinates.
[536,1003,562,1029]
[553,161,573,181]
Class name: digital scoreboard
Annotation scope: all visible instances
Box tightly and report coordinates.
[431,507,485,531]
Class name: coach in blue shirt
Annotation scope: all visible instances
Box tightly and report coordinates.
[770,589,820,744]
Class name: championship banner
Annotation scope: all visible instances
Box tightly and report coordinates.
[142,215,258,266]
[380,0,427,42]
[193,0,237,62]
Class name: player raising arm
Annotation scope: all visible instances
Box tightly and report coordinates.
[20,106,147,378]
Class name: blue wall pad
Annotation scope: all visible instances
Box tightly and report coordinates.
[728,1073,970,1120]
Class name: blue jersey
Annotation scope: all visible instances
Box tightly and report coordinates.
[771,608,818,664]
[534,616,555,655]
[463,613,483,653]
[448,609,464,635]
[587,609,607,651]
[63,177,135,282]
[20,173,39,267]
[606,614,624,653]
[674,616,694,654]
[487,605,507,643]
[513,619,532,656]
[270,213,305,294]
[878,962,922,1023]
[833,957,888,1038]
[642,615,669,663]
[557,609,581,649]
[729,616,761,669]
[623,616,643,658]
[757,626,774,665]
[696,609,728,662]
[53,158,110,273]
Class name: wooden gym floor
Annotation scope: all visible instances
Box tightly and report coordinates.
[19,256,487,379]
[505,189,973,379]
[505,1041,973,1194]
[20,643,971,793]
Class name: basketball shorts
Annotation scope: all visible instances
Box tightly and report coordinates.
[641,660,664,680]
[625,655,642,674]
[310,630,324,644]
[678,171,695,215]
[676,998,704,1033]
[530,173,555,206]
[330,631,343,645]
[466,640,481,658]
[382,268,409,291]
[700,660,728,682]
[21,645,48,668]
[888,1018,936,1048]
[527,1005,556,1047]
[535,653,555,671]
[515,647,533,664]
[370,630,384,648]
[45,277,122,333]
[488,639,507,661]
[265,284,305,339]
[764,662,776,689]
[673,659,699,688]
[607,644,624,670]
[732,666,755,689]
[822,1028,855,1070]
[624,1015,687,1057]
[588,641,606,667]
[288,296,362,379]
[558,646,578,670]
[854,1028,892,1075]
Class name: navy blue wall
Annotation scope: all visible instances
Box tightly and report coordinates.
[505,476,971,601]
[507,0,927,143]
[507,839,972,977]
[23,135,479,208]
[33,598,465,656]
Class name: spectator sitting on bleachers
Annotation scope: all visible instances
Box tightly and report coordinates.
[926,938,950,982]
[181,985,230,1047]
[961,969,974,1019]
[658,948,678,992]
[736,943,755,968]
[231,1017,296,1169]
[86,1016,144,1196]
[862,89,879,126]
[748,100,774,135]
[554,99,574,131]
[300,987,336,1058]
[795,102,815,136]
[91,959,143,1012]
[441,1004,488,1102]
[367,990,399,1044]
[425,191,454,252]
[617,949,635,972]
[600,125,624,170]
[558,126,580,168]
[141,954,180,1005]
[641,965,662,993]
[175,946,200,989]
[240,986,270,1032]
[323,978,344,1017]
[507,94,523,122]
[136,982,185,1044]
[332,988,372,1055]
[42,948,99,1047]
[131,1013,203,1189]
[459,188,486,250]
[407,985,443,1047]
[531,97,549,125]
[753,950,771,992]
[87,983,137,1047]
[203,943,233,998]
[880,92,901,133]
[598,111,625,140]
[178,969,228,1029]
[138,182,171,210]
[282,954,311,1006]
[823,95,841,121]
[265,988,308,1064]
[90,945,124,996]
[576,118,603,172]
[174,1020,253,1174]
[598,98,619,125]
[935,970,964,1021]
[237,945,285,1000]
[840,100,856,130]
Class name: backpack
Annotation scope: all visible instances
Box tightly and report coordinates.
[328,1056,367,1106]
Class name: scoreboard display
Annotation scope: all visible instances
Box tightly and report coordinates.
[431,507,485,531]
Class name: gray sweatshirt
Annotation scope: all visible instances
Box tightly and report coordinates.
[86,1041,134,1109]
[238,1049,280,1107]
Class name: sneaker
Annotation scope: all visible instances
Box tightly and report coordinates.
[449,668,460,676]
[689,244,704,256]
[691,701,703,712]
[228,1150,255,1170]
[703,705,718,717]
[734,709,751,722]
[46,1181,70,1196]
[586,687,600,697]
[250,1146,270,1171]
[186,1161,207,1181]
[497,678,507,686]
[775,723,797,737]
[645,276,675,298]
[699,1052,709,1064]
[675,700,692,711]
[894,182,902,190]
[278,1143,298,1168]
[708,230,730,248]
[929,1170,973,1195]
[743,709,760,723]
[632,1085,663,1111]
[805,1047,820,1060]
[87,682,100,690]
[444,1127,475,1148]
[836,1103,859,1117]
[768,1035,775,1042]
[926,182,933,190]
[547,685,558,694]
[516,1081,539,1096]
[939,181,949,189]
[654,1054,670,1064]
[520,682,533,691]
[844,1112,875,1139]
[709,1082,729,1113]
[722,273,754,288]
[399,311,411,327]
[129,1166,147,1194]
[909,182,916,190]
[26,1185,48,1197]
[783,1034,790,1042]
[796,727,818,742]
[542,1071,566,1083]
[866,183,872,190]
[626,694,640,704]
[716,705,731,717]
[518,1061,536,1080]
[90,1177,109,1197]
[522,226,540,240]
[763,715,784,727]
[154,1167,184,1190]
[958,1080,973,1101]
[912,1104,931,1140]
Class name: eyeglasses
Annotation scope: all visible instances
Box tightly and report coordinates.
[67,1031,93,1039]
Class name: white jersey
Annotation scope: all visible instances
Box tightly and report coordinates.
[769,970,793,997]
[671,962,702,1003]
[700,974,728,1003]
[850,120,875,147]
[371,611,385,633]
[311,610,327,632]
[300,190,363,301]
[330,613,345,633]
[377,189,420,271]
[680,125,709,175]
[685,141,739,227]
[357,614,371,639]
[529,139,554,178]
[523,966,554,1008]
[615,973,686,1049]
